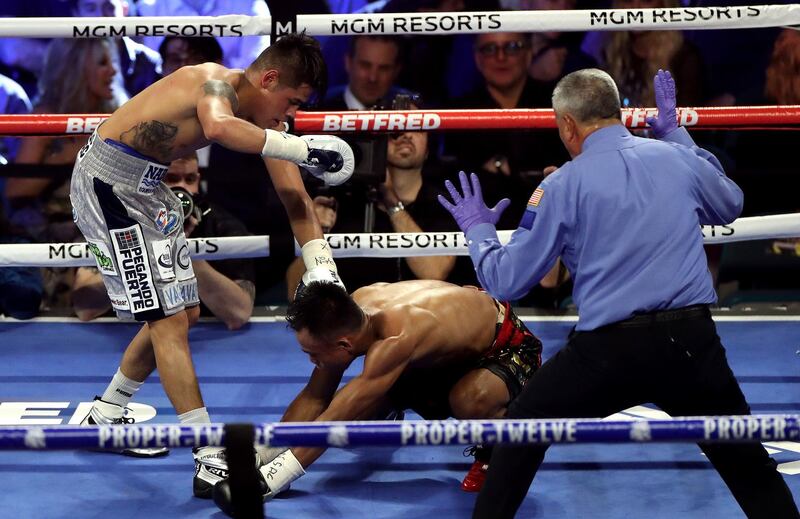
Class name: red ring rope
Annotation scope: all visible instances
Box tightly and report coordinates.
[0,106,798,136]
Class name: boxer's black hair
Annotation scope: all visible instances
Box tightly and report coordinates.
[250,32,328,103]
[286,282,362,339]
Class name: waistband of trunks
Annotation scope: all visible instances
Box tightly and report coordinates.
[484,299,513,358]
[78,132,169,192]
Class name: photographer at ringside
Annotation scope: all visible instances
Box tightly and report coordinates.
[287,95,469,296]
[71,152,256,329]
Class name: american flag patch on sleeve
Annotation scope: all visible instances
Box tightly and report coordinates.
[528,188,544,207]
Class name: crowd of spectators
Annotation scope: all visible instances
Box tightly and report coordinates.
[0,0,797,321]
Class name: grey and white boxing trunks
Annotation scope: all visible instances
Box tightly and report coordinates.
[69,132,199,321]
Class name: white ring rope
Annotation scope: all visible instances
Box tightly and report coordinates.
[1,214,797,267]
[0,6,798,38]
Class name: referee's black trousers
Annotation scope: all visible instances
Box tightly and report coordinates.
[473,306,799,519]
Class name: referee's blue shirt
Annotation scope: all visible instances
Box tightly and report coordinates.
[466,124,743,331]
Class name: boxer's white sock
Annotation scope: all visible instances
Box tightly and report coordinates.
[100,368,143,408]
[179,407,211,424]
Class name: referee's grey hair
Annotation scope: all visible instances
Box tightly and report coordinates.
[552,69,622,124]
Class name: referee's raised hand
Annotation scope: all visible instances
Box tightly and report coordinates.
[646,69,678,139]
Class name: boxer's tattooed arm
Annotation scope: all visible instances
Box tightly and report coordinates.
[202,80,239,112]
[119,121,178,161]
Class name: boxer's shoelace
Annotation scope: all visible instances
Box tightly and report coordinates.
[88,410,135,425]
[115,407,136,424]
[463,445,491,462]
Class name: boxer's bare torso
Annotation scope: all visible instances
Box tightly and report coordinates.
[97,64,240,163]
[97,63,310,164]
[285,280,509,469]
[353,280,499,368]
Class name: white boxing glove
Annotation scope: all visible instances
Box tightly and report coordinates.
[299,135,355,186]
[254,446,289,466]
[258,449,305,501]
[213,449,304,513]
[260,128,309,163]
[260,131,355,186]
[295,238,346,299]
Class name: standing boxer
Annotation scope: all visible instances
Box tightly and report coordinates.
[71,33,354,498]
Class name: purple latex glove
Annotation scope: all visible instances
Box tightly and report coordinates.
[646,69,678,138]
[438,171,511,234]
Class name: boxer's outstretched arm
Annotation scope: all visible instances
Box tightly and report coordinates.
[282,366,346,424]
[265,157,324,245]
[196,79,269,154]
[291,334,416,468]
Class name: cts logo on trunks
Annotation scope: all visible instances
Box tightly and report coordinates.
[87,240,117,275]
[137,162,168,195]
[110,224,160,313]
[177,241,192,272]
[171,235,195,283]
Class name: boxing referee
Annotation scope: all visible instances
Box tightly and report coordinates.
[439,68,799,518]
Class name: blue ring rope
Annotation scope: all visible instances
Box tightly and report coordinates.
[0,415,797,450]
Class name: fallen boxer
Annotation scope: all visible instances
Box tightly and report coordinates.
[214,279,543,514]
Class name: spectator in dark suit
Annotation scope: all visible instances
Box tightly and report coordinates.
[381,0,496,106]
[159,36,224,77]
[321,35,409,110]
[446,31,569,179]
[524,0,597,94]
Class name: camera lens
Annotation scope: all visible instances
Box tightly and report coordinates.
[170,186,195,221]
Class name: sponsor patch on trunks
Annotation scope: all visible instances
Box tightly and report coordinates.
[151,239,175,281]
[161,279,198,310]
[175,235,194,282]
[87,240,117,276]
[109,292,130,311]
[137,162,168,195]
[154,207,181,236]
[110,224,160,314]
